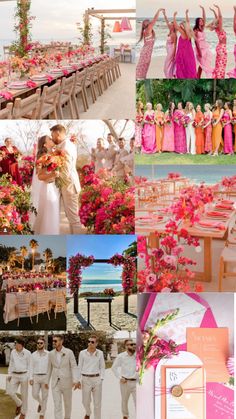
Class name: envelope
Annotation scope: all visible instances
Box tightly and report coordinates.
[161,365,205,419]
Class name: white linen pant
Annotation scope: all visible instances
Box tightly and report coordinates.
[186,125,196,154]
[61,185,81,234]
[32,374,48,415]
[8,373,28,415]
[120,380,136,417]
[52,380,72,419]
[82,376,102,419]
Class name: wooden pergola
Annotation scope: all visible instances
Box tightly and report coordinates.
[84,8,136,53]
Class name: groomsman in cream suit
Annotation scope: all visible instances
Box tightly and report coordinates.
[50,124,82,234]
[105,133,118,170]
[46,335,78,419]
[30,336,49,419]
[77,335,105,419]
[112,339,137,419]
[7,337,31,419]
[113,138,129,179]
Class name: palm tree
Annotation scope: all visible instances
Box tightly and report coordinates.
[43,248,53,271]
[29,239,39,271]
[20,246,28,271]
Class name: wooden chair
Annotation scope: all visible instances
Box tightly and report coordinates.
[16,293,33,327]
[85,67,97,104]
[114,49,121,61]
[54,290,66,319]
[0,103,13,119]
[36,291,50,323]
[113,56,122,78]
[123,48,132,63]
[72,69,88,118]
[57,74,76,119]
[219,232,236,291]
[36,80,61,119]
[12,89,41,119]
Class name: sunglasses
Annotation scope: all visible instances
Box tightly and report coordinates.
[53,340,59,343]
[37,342,44,345]
[128,343,136,346]
[88,340,95,344]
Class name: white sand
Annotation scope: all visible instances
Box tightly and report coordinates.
[144,54,235,79]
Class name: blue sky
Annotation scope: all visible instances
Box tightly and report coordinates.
[0,235,66,258]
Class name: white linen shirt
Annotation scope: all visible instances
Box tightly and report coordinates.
[30,350,49,379]
[78,349,105,381]
[112,351,137,380]
[8,348,31,376]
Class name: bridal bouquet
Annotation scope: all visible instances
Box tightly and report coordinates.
[36,150,68,188]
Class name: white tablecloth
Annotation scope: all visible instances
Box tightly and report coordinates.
[3,288,66,324]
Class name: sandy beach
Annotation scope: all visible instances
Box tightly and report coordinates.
[140,54,235,79]
[67,294,137,332]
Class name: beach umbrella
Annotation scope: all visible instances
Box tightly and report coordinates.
[113,21,122,33]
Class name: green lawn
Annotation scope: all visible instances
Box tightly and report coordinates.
[135,153,236,165]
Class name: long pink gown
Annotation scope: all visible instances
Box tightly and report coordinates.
[174,110,187,153]
[204,114,212,152]
[223,112,233,154]
[162,114,175,151]
[164,36,176,78]
[227,44,236,78]
[141,112,157,153]
[135,114,143,147]
[195,31,213,77]
[213,29,227,79]
[136,31,155,79]
[175,36,197,78]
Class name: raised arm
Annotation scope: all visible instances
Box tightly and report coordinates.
[200,5,206,25]
[162,9,171,30]
[209,7,218,19]
[214,5,223,31]
[234,6,236,35]
[148,8,164,32]
[185,9,192,39]
[173,12,181,32]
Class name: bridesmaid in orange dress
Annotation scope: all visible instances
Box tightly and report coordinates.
[155,104,165,153]
[0,138,22,185]
[233,99,236,152]
[212,100,224,156]
[194,105,205,154]
[203,103,213,154]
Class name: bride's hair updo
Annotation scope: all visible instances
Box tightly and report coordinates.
[37,135,51,159]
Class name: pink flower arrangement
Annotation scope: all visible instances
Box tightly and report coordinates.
[79,164,134,234]
[67,253,94,294]
[165,115,172,125]
[19,155,35,186]
[181,115,191,127]
[137,309,180,384]
[168,172,181,180]
[108,254,136,294]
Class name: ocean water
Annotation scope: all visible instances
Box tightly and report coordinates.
[136,18,234,57]
[136,164,236,184]
[80,279,122,293]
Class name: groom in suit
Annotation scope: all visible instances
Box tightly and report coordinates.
[50,124,82,234]
[46,335,78,419]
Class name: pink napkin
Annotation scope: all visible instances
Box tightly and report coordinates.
[206,211,229,218]
[0,91,13,100]
[198,220,225,230]
[46,76,53,83]
[62,69,69,76]
[26,80,37,88]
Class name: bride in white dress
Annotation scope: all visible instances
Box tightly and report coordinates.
[30,135,60,235]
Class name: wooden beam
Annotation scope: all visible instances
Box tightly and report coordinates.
[87,9,135,14]
[102,16,136,20]
[89,12,103,20]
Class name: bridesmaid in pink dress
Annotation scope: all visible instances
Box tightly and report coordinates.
[141,103,157,154]
[209,5,227,79]
[162,102,175,152]
[174,102,187,153]
[135,100,144,152]
[223,102,233,155]
[227,6,236,78]
[136,8,164,79]
[193,6,213,78]
[174,10,197,78]
[203,103,213,153]
[162,10,177,78]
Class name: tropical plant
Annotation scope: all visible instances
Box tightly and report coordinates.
[43,248,53,270]
[20,246,28,271]
[29,239,39,270]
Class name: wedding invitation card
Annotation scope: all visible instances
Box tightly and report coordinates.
[186,328,229,382]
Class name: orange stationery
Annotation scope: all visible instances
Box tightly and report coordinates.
[187,328,229,382]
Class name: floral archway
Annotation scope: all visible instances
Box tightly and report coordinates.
[67,252,136,314]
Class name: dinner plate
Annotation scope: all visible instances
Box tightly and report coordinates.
[7,82,27,89]
[30,75,48,81]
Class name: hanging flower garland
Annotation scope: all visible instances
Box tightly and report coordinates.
[108,254,136,295]
[67,253,94,294]
[11,0,35,58]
